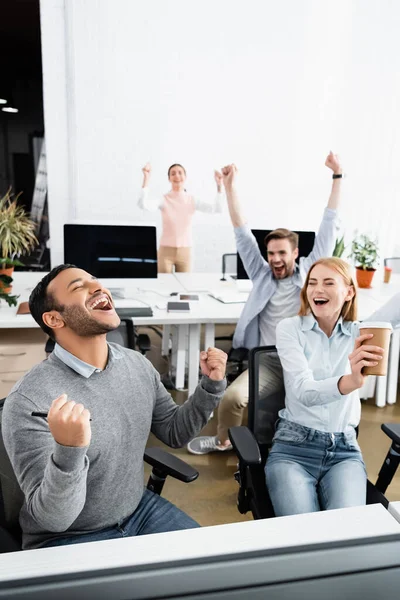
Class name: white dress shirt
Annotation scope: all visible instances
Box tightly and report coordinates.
[276,296,400,432]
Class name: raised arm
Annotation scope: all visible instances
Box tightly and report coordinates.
[137,163,162,211]
[194,170,223,214]
[150,348,227,447]
[325,151,343,210]
[221,164,246,227]
[301,153,341,271]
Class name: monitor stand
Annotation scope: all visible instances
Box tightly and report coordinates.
[108,287,125,299]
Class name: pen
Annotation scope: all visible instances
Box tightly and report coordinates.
[31,411,92,421]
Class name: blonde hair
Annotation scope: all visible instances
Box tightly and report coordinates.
[299,257,358,321]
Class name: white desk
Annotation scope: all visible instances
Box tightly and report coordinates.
[388,501,400,524]
[0,504,398,583]
[2,272,400,401]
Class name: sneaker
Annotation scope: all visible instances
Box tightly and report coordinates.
[187,435,233,455]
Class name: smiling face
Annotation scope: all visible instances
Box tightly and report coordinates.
[43,268,120,338]
[267,238,299,279]
[168,164,186,186]
[306,263,355,322]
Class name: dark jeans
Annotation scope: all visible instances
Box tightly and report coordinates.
[43,489,199,547]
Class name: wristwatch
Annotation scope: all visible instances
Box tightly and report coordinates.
[332,174,343,179]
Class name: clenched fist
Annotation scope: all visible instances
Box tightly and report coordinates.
[142,163,152,177]
[47,394,91,448]
[325,151,342,175]
[200,347,227,381]
[221,164,238,188]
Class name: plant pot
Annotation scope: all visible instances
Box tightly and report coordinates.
[356,267,376,289]
[0,266,14,293]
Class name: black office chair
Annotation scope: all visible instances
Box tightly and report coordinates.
[384,257,400,273]
[0,397,199,553]
[220,253,237,281]
[229,346,400,520]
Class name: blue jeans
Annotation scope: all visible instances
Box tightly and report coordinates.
[43,489,199,548]
[265,418,367,516]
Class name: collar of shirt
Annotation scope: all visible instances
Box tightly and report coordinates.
[300,313,353,337]
[53,342,124,378]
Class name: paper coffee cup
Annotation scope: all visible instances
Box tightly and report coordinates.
[359,322,393,376]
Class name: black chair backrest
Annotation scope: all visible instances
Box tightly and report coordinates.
[248,346,285,452]
[0,398,24,535]
[221,253,237,279]
[384,257,400,273]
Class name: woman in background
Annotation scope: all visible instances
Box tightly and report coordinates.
[138,163,223,273]
[266,257,400,516]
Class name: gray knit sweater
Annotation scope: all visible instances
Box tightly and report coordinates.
[2,343,226,549]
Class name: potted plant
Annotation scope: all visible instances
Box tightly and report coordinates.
[349,233,379,288]
[333,235,346,258]
[0,189,38,294]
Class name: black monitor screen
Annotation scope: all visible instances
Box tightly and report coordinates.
[64,225,157,278]
[237,229,316,279]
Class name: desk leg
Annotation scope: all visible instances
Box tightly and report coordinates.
[375,375,388,408]
[387,329,400,405]
[188,324,201,395]
[161,325,171,356]
[204,323,215,350]
[171,325,187,390]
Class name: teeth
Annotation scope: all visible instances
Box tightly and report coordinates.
[89,295,110,310]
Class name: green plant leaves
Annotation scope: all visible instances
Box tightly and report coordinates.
[0,189,38,260]
[349,234,379,269]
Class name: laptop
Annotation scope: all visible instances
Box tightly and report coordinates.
[208,291,249,304]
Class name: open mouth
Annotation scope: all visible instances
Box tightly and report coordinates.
[88,294,114,312]
[313,298,329,306]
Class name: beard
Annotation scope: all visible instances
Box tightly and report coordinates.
[58,304,119,337]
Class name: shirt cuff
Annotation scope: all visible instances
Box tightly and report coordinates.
[201,376,227,395]
[321,375,343,402]
[52,442,88,473]
[323,207,337,219]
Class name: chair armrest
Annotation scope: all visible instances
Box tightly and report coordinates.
[144,448,199,483]
[229,426,262,466]
[381,423,400,446]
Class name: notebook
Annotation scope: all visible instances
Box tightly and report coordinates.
[208,291,249,304]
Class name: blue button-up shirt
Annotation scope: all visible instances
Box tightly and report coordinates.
[276,294,400,432]
[54,343,123,378]
[233,207,338,349]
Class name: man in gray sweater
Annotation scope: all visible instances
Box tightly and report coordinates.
[2,265,227,550]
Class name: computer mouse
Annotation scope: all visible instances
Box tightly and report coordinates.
[170,292,178,296]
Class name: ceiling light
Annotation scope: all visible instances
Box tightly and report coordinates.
[2,106,19,113]
[0,98,7,105]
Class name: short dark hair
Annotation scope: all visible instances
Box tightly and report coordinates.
[167,163,186,178]
[264,228,299,251]
[29,264,77,340]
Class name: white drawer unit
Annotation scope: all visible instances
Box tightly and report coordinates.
[0,329,47,397]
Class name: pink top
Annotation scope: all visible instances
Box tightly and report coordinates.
[160,191,196,247]
[138,187,223,248]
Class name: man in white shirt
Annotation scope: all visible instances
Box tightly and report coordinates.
[187,153,342,455]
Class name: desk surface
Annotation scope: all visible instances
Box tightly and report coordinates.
[0,504,399,582]
[1,272,400,329]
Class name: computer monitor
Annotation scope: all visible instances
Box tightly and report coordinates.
[64,224,157,278]
[237,229,316,280]
[1,532,400,598]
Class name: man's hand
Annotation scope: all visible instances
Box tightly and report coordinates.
[348,334,384,388]
[325,151,342,175]
[47,394,91,448]
[221,164,238,189]
[200,347,227,381]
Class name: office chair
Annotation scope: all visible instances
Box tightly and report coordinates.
[384,257,400,273]
[0,397,199,553]
[220,253,237,281]
[229,346,400,520]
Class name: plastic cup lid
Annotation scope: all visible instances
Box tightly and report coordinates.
[359,321,393,331]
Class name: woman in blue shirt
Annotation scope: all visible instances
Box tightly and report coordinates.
[265,257,400,515]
